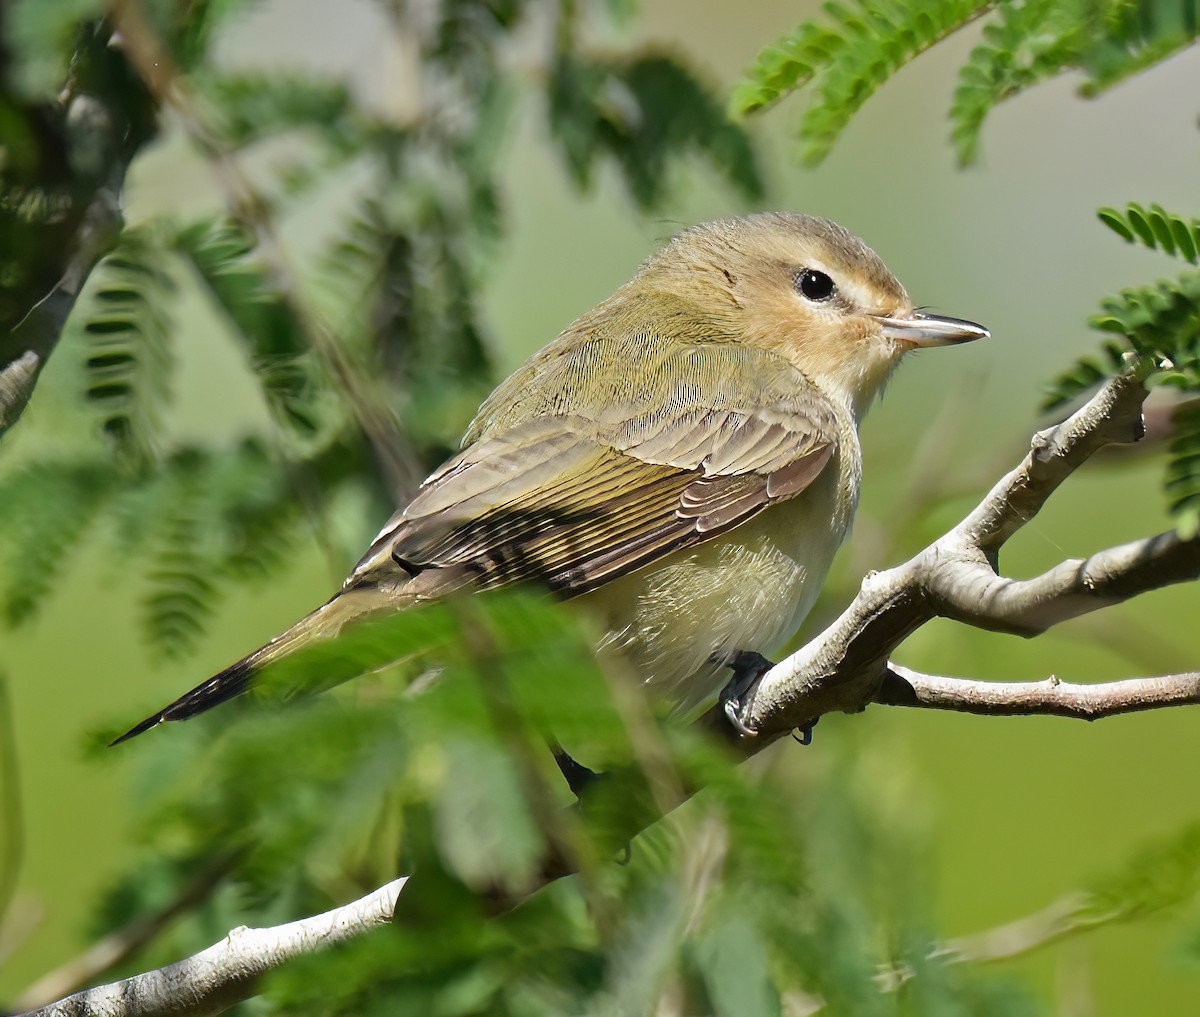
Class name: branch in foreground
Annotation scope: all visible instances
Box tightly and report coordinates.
[876,664,1200,719]
[26,363,1197,1015]
[11,857,235,1013]
[18,878,407,1017]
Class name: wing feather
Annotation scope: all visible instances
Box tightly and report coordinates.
[349,339,843,597]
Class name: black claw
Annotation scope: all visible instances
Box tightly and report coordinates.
[552,743,598,798]
[718,650,775,737]
[791,718,819,746]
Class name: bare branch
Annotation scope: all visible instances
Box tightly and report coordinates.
[928,528,1200,636]
[705,358,1197,744]
[19,359,1199,1017]
[952,358,1152,553]
[16,877,407,1017]
[876,664,1200,719]
[11,857,235,1013]
[876,893,1093,993]
[933,895,1091,965]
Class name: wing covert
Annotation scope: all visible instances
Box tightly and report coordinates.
[350,340,841,597]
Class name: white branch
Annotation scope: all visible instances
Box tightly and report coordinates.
[16,877,407,1017]
[694,357,1199,746]
[20,368,1198,1016]
[877,664,1200,719]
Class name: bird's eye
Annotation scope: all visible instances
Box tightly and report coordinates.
[796,269,836,302]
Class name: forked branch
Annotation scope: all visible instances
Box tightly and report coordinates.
[18,358,1198,1017]
[715,355,1197,742]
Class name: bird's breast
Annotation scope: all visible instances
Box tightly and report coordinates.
[581,435,860,711]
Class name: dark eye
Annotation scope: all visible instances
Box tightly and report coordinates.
[797,269,835,302]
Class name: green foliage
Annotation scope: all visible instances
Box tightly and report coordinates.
[0,459,116,625]
[3,0,107,99]
[199,73,357,151]
[732,0,985,165]
[316,197,498,461]
[548,51,764,208]
[106,592,1052,1015]
[6,2,1199,1014]
[172,218,325,439]
[1045,205,1200,532]
[735,0,1200,165]
[0,437,316,655]
[2,0,763,652]
[78,227,177,462]
[1079,821,1200,925]
[950,0,1085,165]
[1098,202,1200,263]
[1082,0,1200,95]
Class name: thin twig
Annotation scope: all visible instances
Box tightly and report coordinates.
[876,665,1200,719]
[1,103,127,435]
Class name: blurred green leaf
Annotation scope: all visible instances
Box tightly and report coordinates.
[79,226,177,462]
[0,459,117,625]
[693,913,780,1017]
[549,50,763,209]
[434,736,544,892]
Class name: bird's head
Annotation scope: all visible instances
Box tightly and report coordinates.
[636,212,988,417]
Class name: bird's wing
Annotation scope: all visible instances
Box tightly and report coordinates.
[351,345,840,597]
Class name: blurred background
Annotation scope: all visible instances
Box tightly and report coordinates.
[1,0,1198,1012]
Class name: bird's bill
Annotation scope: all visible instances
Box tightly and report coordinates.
[875,311,989,347]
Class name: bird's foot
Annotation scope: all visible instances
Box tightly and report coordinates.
[718,650,820,744]
[791,717,819,745]
[718,650,775,736]
[551,743,599,798]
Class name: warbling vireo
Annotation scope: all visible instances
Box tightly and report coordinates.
[114,212,986,743]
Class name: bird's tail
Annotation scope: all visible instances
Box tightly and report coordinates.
[111,586,397,745]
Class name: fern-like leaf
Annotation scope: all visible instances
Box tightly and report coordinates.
[172,218,324,438]
[729,22,844,118]
[200,439,305,582]
[1083,0,1199,96]
[130,442,309,656]
[200,72,357,150]
[1046,256,1200,528]
[79,227,177,462]
[950,0,1087,165]
[0,460,116,625]
[169,1,264,72]
[142,451,218,657]
[548,50,763,207]
[737,1,1197,168]
[1080,821,1200,924]
[1097,203,1200,263]
[315,198,496,461]
[1165,401,1200,537]
[733,0,986,166]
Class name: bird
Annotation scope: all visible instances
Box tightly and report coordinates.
[112,212,987,745]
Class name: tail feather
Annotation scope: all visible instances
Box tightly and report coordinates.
[110,656,256,745]
[111,587,396,745]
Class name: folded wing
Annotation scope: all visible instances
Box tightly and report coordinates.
[351,343,840,598]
